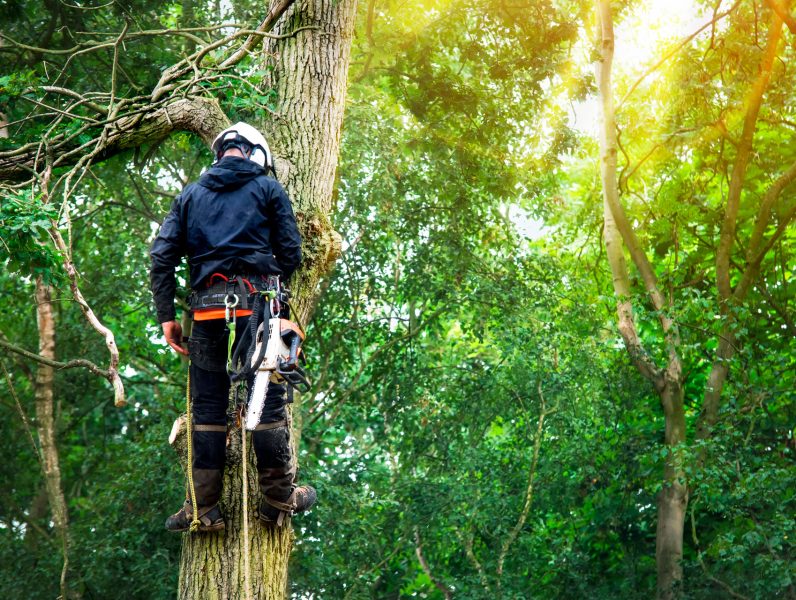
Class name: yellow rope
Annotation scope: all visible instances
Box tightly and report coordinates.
[241,409,253,600]
[186,364,201,533]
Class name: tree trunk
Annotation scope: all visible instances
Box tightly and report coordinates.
[594,2,687,597]
[261,0,359,322]
[34,277,75,599]
[176,0,358,596]
[175,424,293,599]
[656,383,688,600]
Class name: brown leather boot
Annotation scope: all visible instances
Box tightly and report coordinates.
[165,468,225,533]
[165,500,225,532]
[257,485,317,527]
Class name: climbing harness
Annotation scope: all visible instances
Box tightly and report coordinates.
[182,273,311,539]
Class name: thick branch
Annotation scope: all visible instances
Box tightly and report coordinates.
[764,0,796,34]
[0,96,228,182]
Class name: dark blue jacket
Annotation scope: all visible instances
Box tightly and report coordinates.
[150,157,302,323]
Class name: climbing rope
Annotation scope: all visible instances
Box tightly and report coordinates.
[185,363,201,532]
[241,404,254,600]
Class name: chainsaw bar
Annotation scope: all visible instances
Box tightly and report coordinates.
[246,371,270,430]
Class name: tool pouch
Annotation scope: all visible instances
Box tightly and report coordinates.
[188,335,228,372]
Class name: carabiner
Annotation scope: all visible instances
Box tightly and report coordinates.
[225,293,240,322]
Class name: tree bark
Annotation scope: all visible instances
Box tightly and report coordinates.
[34,277,75,599]
[174,424,292,599]
[656,382,688,600]
[176,0,357,596]
[261,0,358,322]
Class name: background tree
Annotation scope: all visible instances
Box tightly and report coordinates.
[591,1,794,597]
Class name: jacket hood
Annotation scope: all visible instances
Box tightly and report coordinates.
[198,156,265,191]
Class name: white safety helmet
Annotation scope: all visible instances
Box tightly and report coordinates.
[211,122,274,174]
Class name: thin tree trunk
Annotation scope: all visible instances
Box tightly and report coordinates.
[656,383,688,600]
[594,2,687,597]
[176,0,358,596]
[34,277,75,599]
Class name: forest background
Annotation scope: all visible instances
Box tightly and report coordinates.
[0,0,793,598]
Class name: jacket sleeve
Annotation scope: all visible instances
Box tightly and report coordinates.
[149,196,185,323]
[267,182,302,279]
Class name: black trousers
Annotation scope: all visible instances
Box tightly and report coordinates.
[188,316,294,501]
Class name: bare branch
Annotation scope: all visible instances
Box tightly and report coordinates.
[40,86,109,116]
[219,0,298,68]
[0,338,115,382]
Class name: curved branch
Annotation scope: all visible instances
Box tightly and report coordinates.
[0,96,229,181]
[413,528,452,600]
[496,383,554,584]
[219,0,297,68]
[717,9,785,301]
[0,338,115,382]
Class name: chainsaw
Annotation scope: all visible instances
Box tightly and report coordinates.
[245,315,311,430]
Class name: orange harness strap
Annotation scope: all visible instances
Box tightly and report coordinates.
[193,308,253,321]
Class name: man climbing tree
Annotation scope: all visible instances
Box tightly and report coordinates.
[150,122,317,532]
